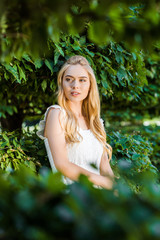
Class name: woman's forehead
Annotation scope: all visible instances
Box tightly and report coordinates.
[64,64,89,78]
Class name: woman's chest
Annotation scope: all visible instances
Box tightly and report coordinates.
[66,130,103,166]
[77,116,89,130]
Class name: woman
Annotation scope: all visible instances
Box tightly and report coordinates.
[37,55,115,189]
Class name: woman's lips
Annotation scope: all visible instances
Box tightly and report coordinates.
[71,91,80,96]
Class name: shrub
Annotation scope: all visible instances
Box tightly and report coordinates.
[0,164,160,240]
[108,130,158,193]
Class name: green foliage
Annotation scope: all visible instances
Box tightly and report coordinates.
[115,124,160,171]
[0,129,41,172]
[95,41,148,101]
[0,104,17,118]
[108,130,158,193]
[102,44,160,123]
[0,163,160,240]
[140,126,160,171]
[0,34,155,129]
[0,34,159,134]
[107,121,160,171]
[19,127,51,170]
[1,0,160,60]
[1,126,158,195]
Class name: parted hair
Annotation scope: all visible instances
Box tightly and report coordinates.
[57,55,112,161]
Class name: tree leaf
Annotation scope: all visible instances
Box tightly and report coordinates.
[17,65,26,81]
[55,43,64,56]
[45,59,54,74]
[3,63,21,83]
[41,80,47,92]
[54,50,60,64]
[34,59,44,69]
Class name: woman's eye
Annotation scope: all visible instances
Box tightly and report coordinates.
[65,78,71,81]
[80,79,86,82]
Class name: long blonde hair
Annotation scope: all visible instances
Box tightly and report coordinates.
[57,55,112,161]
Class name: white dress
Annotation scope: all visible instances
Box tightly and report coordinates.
[36,105,104,188]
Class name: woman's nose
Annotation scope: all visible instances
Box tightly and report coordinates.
[72,80,79,88]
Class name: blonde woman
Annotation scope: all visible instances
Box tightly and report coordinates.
[37,55,115,189]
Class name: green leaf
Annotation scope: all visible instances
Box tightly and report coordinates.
[72,44,81,51]
[0,112,6,118]
[103,56,111,63]
[24,161,36,172]
[6,106,14,115]
[132,154,141,160]
[54,51,60,64]
[3,135,9,142]
[117,44,124,52]
[45,59,54,74]
[1,141,9,148]
[34,59,44,69]
[17,65,26,81]
[85,48,95,57]
[115,52,124,64]
[5,162,13,173]
[41,80,47,92]
[22,60,33,72]
[22,53,33,63]
[105,63,116,75]
[117,67,128,81]
[13,139,17,147]
[55,43,64,56]
[0,162,5,170]
[102,80,108,89]
[3,64,21,83]
[132,52,137,60]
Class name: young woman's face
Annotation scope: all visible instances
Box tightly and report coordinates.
[62,64,90,103]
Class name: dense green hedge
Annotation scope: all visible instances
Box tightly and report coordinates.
[0,126,158,193]
[1,34,160,131]
[0,35,149,122]
[0,35,159,120]
[0,129,39,172]
[0,163,160,240]
[107,124,160,171]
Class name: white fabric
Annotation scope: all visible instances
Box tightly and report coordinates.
[36,104,104,188]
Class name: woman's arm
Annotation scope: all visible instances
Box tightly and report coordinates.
[100,149,115,178]
[45,108,113,190]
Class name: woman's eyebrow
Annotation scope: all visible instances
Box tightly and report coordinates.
[65,75,88,78]
[65,75,74,78]
[79,76,88,78]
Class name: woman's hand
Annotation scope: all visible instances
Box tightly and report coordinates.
[89,174,114,190]
[99,175,114,189]
[101,176,113,189]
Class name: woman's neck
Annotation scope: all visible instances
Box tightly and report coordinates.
[68,101,83,118]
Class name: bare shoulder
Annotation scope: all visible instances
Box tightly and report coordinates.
[47,107,61,120]
[44,108,63,138]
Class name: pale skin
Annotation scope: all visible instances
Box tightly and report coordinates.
[44,64,115,189]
